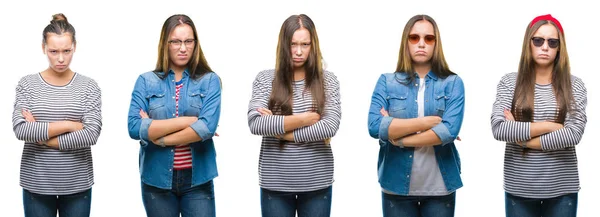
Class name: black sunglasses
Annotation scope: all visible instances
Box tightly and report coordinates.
[531,37,559,49]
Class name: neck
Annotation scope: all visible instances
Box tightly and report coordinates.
[293,67,306,81]
[414,63,431,78]
[41,67,74,86]
[172,66,185,82]
[535,64,553,85]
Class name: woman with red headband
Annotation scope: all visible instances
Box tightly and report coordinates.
[491,14,586,217]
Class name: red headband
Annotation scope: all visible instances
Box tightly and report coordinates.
[530,14,563,34]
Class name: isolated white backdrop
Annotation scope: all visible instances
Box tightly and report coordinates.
[1,0,598,216]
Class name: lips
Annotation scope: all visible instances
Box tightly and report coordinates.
[293,58,304,62]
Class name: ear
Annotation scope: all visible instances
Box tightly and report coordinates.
[72,43,77,53]
[42,43,46,55]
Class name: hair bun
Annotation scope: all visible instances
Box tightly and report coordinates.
[51,13,68,23]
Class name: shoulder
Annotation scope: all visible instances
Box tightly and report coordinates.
[570,74,585,90]
[254,69,275,84]
[500,72,518,84]
[73,73,101,92]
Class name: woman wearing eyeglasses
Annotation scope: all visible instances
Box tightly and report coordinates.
[367,14,464,217]
[247,14,341,217]
[12,13,102,217]
[127,14,221,217]
[491,14,586,217]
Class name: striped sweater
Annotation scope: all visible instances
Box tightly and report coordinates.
[491,72,586,198]
[12,73,102,195]
[248,69,341,192]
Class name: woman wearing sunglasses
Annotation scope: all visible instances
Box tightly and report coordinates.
[367,14,464,217]
[491,14,586,217]
[127,14,221,217]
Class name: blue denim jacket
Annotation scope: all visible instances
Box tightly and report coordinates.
[367,71,465,195]
[128,70,221,189]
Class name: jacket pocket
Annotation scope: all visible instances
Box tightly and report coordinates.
[146,91,166,117]
[434,94,448,116]
[387,92,409,118]
[185,89,206,116]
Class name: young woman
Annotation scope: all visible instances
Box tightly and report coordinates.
[367,14,465,217]
[247,14,341,217]
[491,14,586,217]
[127,14,221,217]
[12,13,102,217]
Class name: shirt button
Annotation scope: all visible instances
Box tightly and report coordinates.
[409,155,413,158]
[169,169,172,171]
[172,96,175,99]
[171,149,174,152]
[407,175,410,178]
[172,80,175,82]
[415,83,418,86]
[415,100,418,102]
[172,114,175,116]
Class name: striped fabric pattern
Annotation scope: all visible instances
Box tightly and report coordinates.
[248,69,341,192]
[491,72,587,198]
[173,82,192,170]
[12,73,102,195]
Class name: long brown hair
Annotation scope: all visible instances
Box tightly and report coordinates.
[268,14,325,116]
[395,14,454,82]
[154,14,212,79]
[511,20,573,124]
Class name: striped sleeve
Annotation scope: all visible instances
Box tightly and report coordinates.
[247,70,286,136]
[12,78,50,142]
[541,77,587,150]
[491,73,531,143]
[58,79,103,150]
[294,71,341,142]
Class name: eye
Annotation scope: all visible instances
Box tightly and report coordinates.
[184,39,195,44]
[302,43,311,47]
[64,50,71,53]
[49,50,58,54]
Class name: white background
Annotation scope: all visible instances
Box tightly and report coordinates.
[1,0,598,216]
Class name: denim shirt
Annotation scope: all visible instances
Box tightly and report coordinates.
[367,71,465,195]
[128,69,221,189]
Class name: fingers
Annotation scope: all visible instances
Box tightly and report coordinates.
[139,109,149,119]
[214,132,220,137]
[22,109,35,122]
[456,136,461,141]
[380,107,389,117]
[257,108,273,116]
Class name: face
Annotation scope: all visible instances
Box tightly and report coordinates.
[531,24,559,67]
[291,28,311,68]
[407,20,435,65]
[168,24,195,70]
[43,33,75,73]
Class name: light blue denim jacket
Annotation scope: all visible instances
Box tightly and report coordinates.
[128,69,221,189]
[367,71,465,195]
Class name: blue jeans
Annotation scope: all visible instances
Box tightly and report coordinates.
[141,169,215,217]
[23,188,92,217]
[382,192,456,217]
[261,186,332,217]
[505,192,578,217]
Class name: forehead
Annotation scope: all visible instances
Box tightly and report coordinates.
[533,24,559,38]
[45,33,73,48]
[292,28,311,41]
[409,20,434,34]
[169,24,194,38]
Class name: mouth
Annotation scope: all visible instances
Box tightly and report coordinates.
[293,58,304,62]
[415,51,427,55]
[538,54,550,58]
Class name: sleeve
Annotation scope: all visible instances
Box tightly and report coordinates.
[12,77,50,142]
[58,79,103,150]
[247,71,286,136]
[127,75,153,146]
[540,78,587,150]
[367,74,393,142]
[293,71,342,142]
[490,74,531,142]
[189,73,221,141]
[430,76,465,146]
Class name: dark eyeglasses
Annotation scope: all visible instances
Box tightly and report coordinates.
[531,37,559,49]
[408,34,435,45]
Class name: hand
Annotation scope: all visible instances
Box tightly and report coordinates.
[299,112,320,127]
[22,109,36,122]
[257,108,273,116]
[139,109,149,119]
[504,109,515,121]
[324,138,331,145]
[545,122,564,132]
[68,121,84,132]
[423,116,442,128]
[380,107,389,117]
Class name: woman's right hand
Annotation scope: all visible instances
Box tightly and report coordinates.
[299,112,320,127]
[423,116,442,128]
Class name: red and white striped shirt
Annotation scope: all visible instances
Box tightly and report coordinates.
[174,81,192,170]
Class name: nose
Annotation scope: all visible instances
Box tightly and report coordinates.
[179,43,188,52]
[295,45,302,56]
[541,40,549,51]
[58,53,64,63]
[418,38,426,48]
